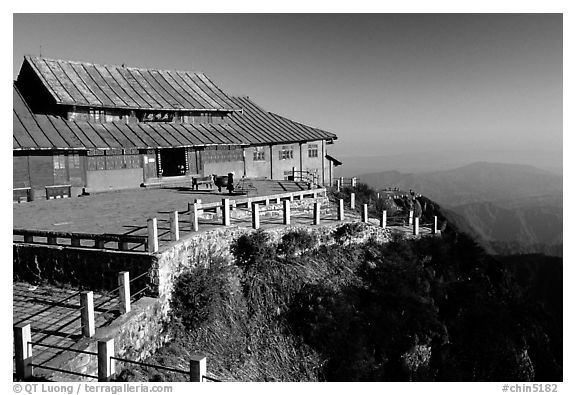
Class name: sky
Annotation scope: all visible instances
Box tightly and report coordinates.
[13,13,562,167]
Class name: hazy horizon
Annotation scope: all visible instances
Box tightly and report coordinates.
[13,14,562,170]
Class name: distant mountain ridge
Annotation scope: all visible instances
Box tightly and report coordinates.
[358,162,563,256]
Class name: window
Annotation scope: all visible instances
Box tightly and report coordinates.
[253,146,265,161]
[53,154,66,170]
[89,108,105,122]
[203,146,243,163]
[279,145,294,160]
[308,144,319,158]
[68,153,80,169]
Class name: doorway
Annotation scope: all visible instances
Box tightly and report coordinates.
[159,148,186,177]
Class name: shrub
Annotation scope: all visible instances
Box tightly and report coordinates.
[277,230,318,257]
[231,230,276,270]
[170,256,236,330]
[333,222,366,244]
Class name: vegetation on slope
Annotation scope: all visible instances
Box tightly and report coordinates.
[118,211,561,381]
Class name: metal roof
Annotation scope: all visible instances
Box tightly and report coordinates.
[19,56,241,112]
[227,96,337,145]
[13,84,245,150]
[13,87,338,151]
[325,154,343,166]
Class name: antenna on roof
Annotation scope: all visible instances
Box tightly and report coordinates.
[39,45,42,57]
[121,62,125,68]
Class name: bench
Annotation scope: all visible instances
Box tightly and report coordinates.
[45,185,71,200]
[192,175,214,190]
[13,187,32,203]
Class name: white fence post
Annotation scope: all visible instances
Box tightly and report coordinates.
[283,200,291,225]
[190,355,207,382]
[98,338,115,382]
[408,210,413,226]
[336,179,341,192]
[433,216,438,234]
[314,202,321,225]
[80,291,95,338]
[350,193,355,210]
[189,203,199,232]
[147,218,158,253]
[381,210,387,229]
[338,199,344,221]
[222,199,230,226]
[170,211,179,241]
[14,323,33,380]
[413,217,419,236]
[252,203,260,229]
[351,177,357,187]
[118,271,131,314]
[362,204,368,223]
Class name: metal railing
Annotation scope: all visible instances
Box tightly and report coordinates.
[27,340,99,380]
[14,229,148,252]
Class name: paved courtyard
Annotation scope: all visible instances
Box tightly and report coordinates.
[13,180,312,235]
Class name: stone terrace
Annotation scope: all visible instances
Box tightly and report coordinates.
[13,180,434,252]
[12,180,312,235]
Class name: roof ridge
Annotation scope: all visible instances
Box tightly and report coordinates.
[24,55,207,76]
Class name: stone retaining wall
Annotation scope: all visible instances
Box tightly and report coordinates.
[151,216,391,318]
[13,244,153,292]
